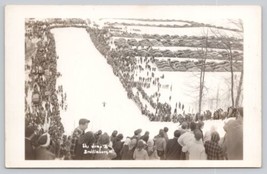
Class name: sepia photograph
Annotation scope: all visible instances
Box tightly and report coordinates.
[5,5,261,168]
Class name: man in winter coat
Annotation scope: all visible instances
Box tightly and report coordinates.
[154,129,167,160]
[166,130,182,160]
[163,127,169,142]
[132,129,142,141]
[113,134,124,160]
[110,130,118,146]
[197,121,204,141]
[70,118,90,160]
[222,107,243,160]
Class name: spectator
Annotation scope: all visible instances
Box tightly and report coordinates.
[154,129,167,160]
[76,131,96,160]
[94,130,102,144]
[120,138,132,160]
[94,133,117,160]
[166,130,182,160]
[132,129,142,140]
[32,84,41,106]
[146,139,160,160]
[70,118,90,159]
[110,130,118,145]
[133,140,149,160]
[197,121,204,141]
[113,134,124,160]
[178,122,197,160]
[127,138,138,160]
[163,127,169,142]
[204,131,224,160]
[222,107,243,160]
[204,125,217,142]
[182,130,207,160]
[140,131,150,143]
[35,133,55,160]
[179,122,188,135]
[25,126,36,160]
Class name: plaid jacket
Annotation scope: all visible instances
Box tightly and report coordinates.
[204,140,224,160]
[70,127,84,157]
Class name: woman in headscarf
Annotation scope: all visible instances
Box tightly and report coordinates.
[133,140,149,160]
[147,139,160,160]
[124,138,137,160]
[204,131,224,160]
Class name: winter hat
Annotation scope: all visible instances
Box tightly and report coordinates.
[190,122,197,131]
[194,130,202,141]
[37,133,51,147]
[211,131,220,143]
[129,139,137,150]
[96,130,102,135]
[79,118,90,125]
[159,129,164,137]
[137,140,145,150]
[181,122,188,129]
[112,130,118,137]
[82,131,95,146]
[164,127,169,132]
[98,133,110,145]
[144,131,149,135]
[134,129,142,136]
[116,133,124,141]
[174,130,181,138]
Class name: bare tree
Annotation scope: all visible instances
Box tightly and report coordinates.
[210,25,242,107]
[197,28,209,113]
[210,20,243,108]
[230,19,244,107]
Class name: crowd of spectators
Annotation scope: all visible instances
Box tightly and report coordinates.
[26,107,243,160]
[25,20,68,159]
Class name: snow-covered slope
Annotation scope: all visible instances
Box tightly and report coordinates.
[51,27,227,140]
[52,28,161,137]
